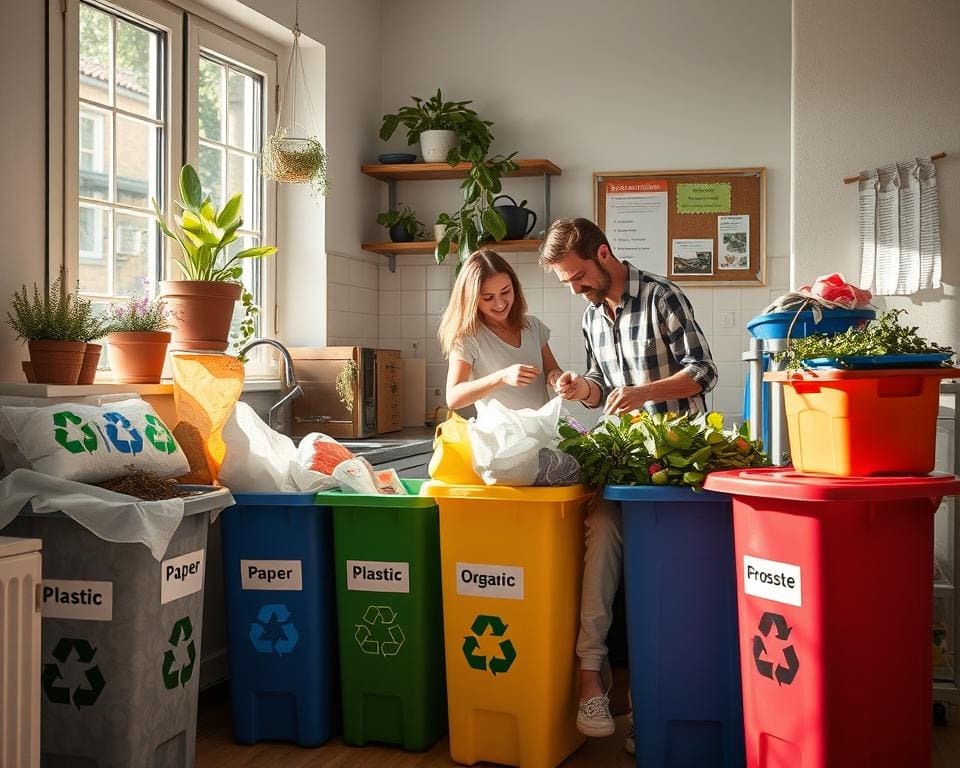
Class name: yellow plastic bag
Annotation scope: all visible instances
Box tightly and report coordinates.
[428,412,482,484]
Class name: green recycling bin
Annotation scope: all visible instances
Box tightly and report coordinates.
[316,480,446,751]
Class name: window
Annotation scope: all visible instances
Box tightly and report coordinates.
[75,0,170,300]
[57,0,278,367]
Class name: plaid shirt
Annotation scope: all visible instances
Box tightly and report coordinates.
[581,262,717,414]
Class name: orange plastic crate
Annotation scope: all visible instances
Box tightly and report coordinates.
[765,368,958,476]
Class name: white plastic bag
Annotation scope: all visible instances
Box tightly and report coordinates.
[218,402,299,492]
[468,397,563,486]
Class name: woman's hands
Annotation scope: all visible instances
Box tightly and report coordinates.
[553,371,591,401]
[500,364,540,387]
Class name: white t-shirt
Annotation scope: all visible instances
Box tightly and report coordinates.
[454,315,551,410]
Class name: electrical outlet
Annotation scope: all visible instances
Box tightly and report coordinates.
[721,311,736,329]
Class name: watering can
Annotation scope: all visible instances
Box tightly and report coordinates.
[492,195,538,240]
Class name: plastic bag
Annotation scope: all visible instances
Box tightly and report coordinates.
[468,397,563,486]
[428,411,482,484]
[218,402,299,492]
[534,448,581,486]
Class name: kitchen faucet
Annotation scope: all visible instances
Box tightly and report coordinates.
[237,338,303,434]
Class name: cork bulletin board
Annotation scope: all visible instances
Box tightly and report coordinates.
[593,167,766,286]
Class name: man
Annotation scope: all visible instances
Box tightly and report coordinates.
[540,217,717,748]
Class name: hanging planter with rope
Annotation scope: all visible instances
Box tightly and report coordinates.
[260,3,328,199]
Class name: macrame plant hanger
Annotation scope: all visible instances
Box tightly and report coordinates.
[261,0,328,198]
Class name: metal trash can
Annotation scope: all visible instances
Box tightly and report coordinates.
[3,486,231,768]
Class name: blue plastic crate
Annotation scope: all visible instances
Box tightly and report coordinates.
[221,491,338,746]
[745,308,874,340]
[604,485,745,768]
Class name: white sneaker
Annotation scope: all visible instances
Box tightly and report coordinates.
[576,694,616,737]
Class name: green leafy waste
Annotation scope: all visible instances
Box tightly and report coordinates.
[558,411,768,490]
[777,309,954,370]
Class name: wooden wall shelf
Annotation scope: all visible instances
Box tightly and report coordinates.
[361,158,561,182]
[362,239,545,258]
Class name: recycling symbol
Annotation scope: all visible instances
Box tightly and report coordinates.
[249,603,300,655]
[144,413,177,454]
[752,611,799,686]
[42,637,106,709]
[462,614,516,676]
[162,616,196,690]
[354,605,405,657]
[53,411,98,454]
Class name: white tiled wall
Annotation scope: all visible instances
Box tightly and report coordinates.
[326,253,380,348]
[333,251,790,426]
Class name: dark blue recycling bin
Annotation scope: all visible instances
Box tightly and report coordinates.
[220,491,338,746]
[604,485,745,768]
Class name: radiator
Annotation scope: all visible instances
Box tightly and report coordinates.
[0,537,41,768]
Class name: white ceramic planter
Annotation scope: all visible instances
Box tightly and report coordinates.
[419,130,458,163]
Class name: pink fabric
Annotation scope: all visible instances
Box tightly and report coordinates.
[796,273,872,309]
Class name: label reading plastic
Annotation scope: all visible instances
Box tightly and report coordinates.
[41,580,113,621]
[346,560,410,593]
[161,549,205,604]
[456,562,524,600]
[241,560,303,591]
[743,555,802,607]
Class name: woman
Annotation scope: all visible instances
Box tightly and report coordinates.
[438,249,562,411]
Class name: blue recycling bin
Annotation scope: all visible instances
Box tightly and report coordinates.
[605,485,745,768]
[220,491,338,746]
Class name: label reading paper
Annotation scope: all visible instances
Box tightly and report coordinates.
[456,562,524,600]
[161,549,205,604]
[743,555,802,607]
[241,559,304,591]
[41,580,113,621]
[347,560,410,593]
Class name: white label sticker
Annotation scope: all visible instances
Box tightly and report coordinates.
[161,549,205,605]
[346,560,410,593]
[743,555,802,607]
[41,580,113,621]
[240,559,303,591]
[456,562,524,600]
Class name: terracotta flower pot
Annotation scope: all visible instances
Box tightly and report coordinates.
[77,343,102,385]
[107,331,171,384]
[28,340,85,384]
[21,361,34,383]
[160,280,242,352]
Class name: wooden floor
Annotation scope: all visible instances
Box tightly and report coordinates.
[195,695,960,768]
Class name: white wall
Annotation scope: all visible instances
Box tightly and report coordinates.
[375,0,792,420]
[792,0,959,348]
[0,1,47,381]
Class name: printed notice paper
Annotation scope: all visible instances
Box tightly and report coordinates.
[604,180,668,275]
[671,238,714,275]
[718,215,749,270]
[676,183,731,214]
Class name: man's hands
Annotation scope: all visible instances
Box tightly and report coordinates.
[603,386,648,415]
[500,364,540,387]
[553,371,591,401]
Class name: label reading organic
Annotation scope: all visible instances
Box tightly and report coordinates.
[743,555,802,607]
[346,560,410,594]
[161,549,205,605]
[456,562,524,600]
[41,580,113,621]
[241,559,304,591]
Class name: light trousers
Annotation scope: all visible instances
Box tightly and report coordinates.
[575,498,623,673]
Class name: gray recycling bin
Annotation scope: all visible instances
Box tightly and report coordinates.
[2,486,231,768]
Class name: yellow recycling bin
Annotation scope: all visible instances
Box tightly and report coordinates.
[423,482,592,768]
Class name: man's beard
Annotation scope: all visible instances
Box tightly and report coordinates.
[582,261,612,304]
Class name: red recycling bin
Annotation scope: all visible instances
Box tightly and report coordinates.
[704,468,960,768]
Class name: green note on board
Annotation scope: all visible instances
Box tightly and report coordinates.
[676,183,731,214]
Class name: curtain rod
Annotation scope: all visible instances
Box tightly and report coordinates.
[843,152,946,184]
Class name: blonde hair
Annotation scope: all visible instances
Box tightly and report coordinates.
[438,250,529,357]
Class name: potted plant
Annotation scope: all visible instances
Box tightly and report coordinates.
[154,164,277,353]
[76,300,110,385]
[376,203,425,243]
[105,294,177,384]
[5,267,101,384]
[380,89,518,264]
[380,89,494,163]
[261,127,329,199]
